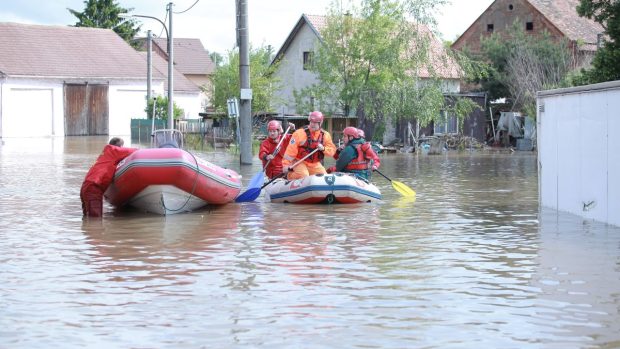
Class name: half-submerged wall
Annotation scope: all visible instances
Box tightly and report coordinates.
[537,80,620,227]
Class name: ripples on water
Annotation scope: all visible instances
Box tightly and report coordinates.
[1,138,619,348]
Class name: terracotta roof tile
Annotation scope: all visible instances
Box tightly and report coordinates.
[528,0,603,47]
[152,37,215,75]
[139,52,200,93]
[0,22,152,79]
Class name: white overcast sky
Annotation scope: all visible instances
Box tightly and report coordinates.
[0,0,493,53]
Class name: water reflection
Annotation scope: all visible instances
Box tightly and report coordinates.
[2,138,620,348]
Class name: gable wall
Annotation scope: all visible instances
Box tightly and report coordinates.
[453,0,565,54]
[273,24,321,115]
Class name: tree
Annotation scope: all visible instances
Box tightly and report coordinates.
[478,21,576,116]
[68,0,141,47]
[575,0,620,84]
[145,96,184,121]
[293,0,477,141]
[211,46,281,115]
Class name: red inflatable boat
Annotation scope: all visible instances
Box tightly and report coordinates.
[105,147,241,215]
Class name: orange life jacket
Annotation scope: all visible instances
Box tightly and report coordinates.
[298,126,325,163]
[344,143,372,171]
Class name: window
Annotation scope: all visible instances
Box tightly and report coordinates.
[303,51,314,70]
[526,22,533,31]
[508,4,514,10]
[487,24,494,32]
[434,111,458,135]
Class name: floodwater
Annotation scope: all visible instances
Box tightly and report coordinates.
[1,136,619,349]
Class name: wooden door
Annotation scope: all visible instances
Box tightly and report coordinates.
[64,83,109,135]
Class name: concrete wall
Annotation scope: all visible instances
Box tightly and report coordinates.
[537,80,620,227]
[1,77,165,138]
[273,23,322,115]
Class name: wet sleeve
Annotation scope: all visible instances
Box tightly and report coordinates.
[258,140,270,165]
[282,131,302,166]
[322,132,337,157]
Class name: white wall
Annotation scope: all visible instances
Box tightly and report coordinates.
[1,79,64,138]
[537,80,620,227]
[173,92,202,120]
[1,78,164,138]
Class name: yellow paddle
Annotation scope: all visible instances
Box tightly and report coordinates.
[374,169,416,197]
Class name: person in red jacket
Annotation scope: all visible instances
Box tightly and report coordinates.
[258,120,294,179]
[80,137,138,217]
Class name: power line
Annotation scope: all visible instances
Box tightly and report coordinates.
[174,0,200,14]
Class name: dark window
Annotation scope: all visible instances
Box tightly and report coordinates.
[487,24,494,32]
[526,22,533,31]
[509,4,514,10]
[303,51,314,70]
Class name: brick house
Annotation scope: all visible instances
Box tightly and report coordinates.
[451,0,603,64]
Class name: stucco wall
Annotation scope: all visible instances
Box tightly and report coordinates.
[537,80,620,227]
[273,23,321,115]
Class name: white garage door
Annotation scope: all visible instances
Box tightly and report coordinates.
[4,88,54,137]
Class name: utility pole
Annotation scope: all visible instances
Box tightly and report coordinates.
[167,2,174,130]
[146,30,152,105]
[237,0,252,164]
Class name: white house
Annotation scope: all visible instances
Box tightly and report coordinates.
[0,22,166,138]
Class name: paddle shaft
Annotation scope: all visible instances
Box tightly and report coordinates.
[261,148,321,189]
[263,124,293,170]
[374,168,393,182]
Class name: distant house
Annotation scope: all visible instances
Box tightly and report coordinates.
[140,52,202,120]
[451,0,603,64]
[271,14,463,143]
[137,37,215,110]
[0,22,165,138]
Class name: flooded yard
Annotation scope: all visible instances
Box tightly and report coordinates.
[1,137,619,348]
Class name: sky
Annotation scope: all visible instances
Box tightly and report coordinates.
[0,0,494,54]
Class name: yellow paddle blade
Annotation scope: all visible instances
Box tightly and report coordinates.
[392,180,416,197]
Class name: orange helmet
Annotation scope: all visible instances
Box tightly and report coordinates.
[267,120,283,132]
[308,111,324,123]
[343,126,359,138]
[357,128,365,138]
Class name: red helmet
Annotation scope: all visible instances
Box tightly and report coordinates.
[343,126,359,138]
[357,128,365,138]
[267,120,283,132]
[308,111,324,123]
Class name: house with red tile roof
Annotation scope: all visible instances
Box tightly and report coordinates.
[137,37,215,111]
[0,22,167,138]
[451,0,603,63]
[270,14,464,143]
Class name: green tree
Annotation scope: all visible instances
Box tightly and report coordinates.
[575,0,620,84]
[68,0,141,47]
[211,46,281,114]
[145,96,184,121]
[293,0,477,140]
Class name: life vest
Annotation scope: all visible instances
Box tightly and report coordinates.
[298,126,325,163]
[344,143,372,171]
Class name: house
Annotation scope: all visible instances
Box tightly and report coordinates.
[0,22,165,138]
[451,0,603,64]
[270,14,463,143]
[140,52,202,120]
[137,37,215,110]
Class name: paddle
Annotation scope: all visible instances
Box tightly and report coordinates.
[235,148,319,202]
[374,168,416,197]
[235,125,293,202]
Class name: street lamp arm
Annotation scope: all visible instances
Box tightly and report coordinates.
[119,13,169,39]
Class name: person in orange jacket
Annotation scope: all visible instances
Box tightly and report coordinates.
[80,137,137,217]
[282,111,337,180]
[258,120,295,179]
